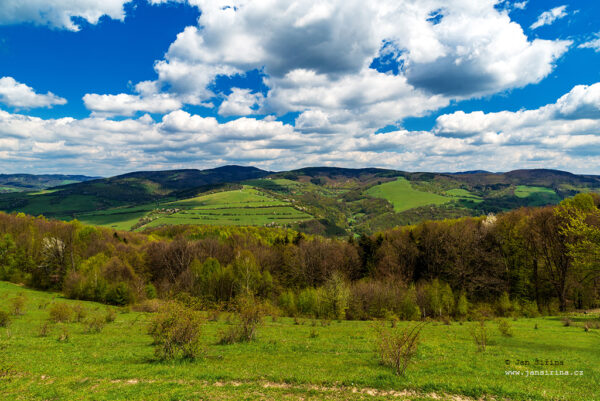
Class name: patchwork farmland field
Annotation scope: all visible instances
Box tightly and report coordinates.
[77,186,312,230]
[1,281,599,401]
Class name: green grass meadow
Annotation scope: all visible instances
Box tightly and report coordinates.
[365,178,452,212]
[514,186,557,199]
[445,188,483,203]
[1,282,599,400]
[513,186,561,206]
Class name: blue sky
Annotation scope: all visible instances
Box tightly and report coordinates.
[0,0,599,175]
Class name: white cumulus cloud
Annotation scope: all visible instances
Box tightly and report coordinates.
[434,83,600,155]
[218,88,264,117]
[83,93,182,117]
[0,77,67,108]
[579,33,600,52]
[530,5,568,30]
[0,83,599,175]
[0,0,132,31]
[137,0,570,120]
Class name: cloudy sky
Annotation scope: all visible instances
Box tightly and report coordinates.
[0,0,599,176]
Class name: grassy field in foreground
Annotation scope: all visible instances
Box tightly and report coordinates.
[365,178,452,212]
[1,281,599,401]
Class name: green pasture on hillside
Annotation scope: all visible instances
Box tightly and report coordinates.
[146,187,312,227]
[514,186,561,206]
[77,186,312,230]
[77,205,157,231]
[365,178,452,212]
[514,186,557,198]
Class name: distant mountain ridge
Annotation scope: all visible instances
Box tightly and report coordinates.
[0,166,598,235]
[0,173,100,193]
[57,165,270,192]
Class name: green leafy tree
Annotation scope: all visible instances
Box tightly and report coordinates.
[323,271,350,320]
[456,292,469,318]
[0,234,16,280]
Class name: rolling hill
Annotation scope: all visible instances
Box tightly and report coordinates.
[0,173,99,193]
[0,165,598,235]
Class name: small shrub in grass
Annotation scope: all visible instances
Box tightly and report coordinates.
[72,304,87,322]
[238,299,263,340]
[105,308,116,323]
[11,294,26,316]
[375,322,425,376]
[497,319,513,337]
[309,329,319,338]
[521,301,540,318]
[582,320,600,331]
[38,321,51,337]
[208,310,221,322]
[49,303,73,323]
[132,299,161,313]
[470,320,488,351]
[217,326,239,345]
[57,326,70,342]
[441,315,452,326]
[0,311,11,327]
[148,302,204,360]
[218,297,263,344]
[562,317,572,327]
[85,315,106,333]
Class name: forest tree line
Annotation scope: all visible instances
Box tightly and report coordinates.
[0,193,599,320]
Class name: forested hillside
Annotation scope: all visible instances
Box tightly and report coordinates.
[1,192,598,318]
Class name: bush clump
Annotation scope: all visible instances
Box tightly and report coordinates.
[48,303,73,323]
[104,308,116,323]
[57,326,70,342]
[375,322,425,376]
[497,319,513,337]
[148,301,204,360]
[11,294,26,316]
[0,310,11,327]
[38,321,51,337]
[85,315,106,333]
[470,320,488,351]
[218,297,263,344]
[132,299,161,313]
[72,304,88,322]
